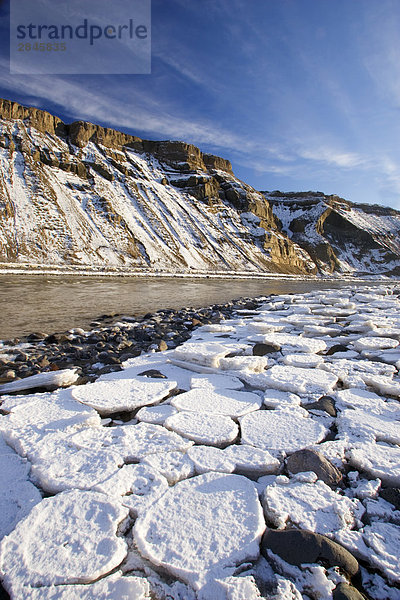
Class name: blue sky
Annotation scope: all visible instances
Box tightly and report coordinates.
[1,0,400,209]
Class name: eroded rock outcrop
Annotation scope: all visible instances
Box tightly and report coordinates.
[265,191,400,275]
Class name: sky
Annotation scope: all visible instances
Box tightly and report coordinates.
[1,0,400,209]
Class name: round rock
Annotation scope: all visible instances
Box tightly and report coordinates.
[286,448,343,486]
[261,529,359,576]
[333,582,364,600]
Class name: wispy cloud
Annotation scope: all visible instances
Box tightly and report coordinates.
[0,59,257,155]
[296,146,367,169]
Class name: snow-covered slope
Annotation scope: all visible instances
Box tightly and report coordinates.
[1,98,400,276]
[0,99,314,274]
[265,191,400,276]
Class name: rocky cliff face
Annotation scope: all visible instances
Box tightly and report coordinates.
[0,99,315,274]
[265,191,400,276]
[1,98,398,276]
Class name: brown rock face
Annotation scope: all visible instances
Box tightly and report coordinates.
[68,121,141,149]
[0,98,65,136]
[202,153,233,173]
[0,99,233,176]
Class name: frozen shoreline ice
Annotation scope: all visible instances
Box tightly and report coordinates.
[0,283,400,599]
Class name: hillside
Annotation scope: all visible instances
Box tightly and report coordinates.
[0,98,399,276]
[0,99,313,275]
[265,191,400,276]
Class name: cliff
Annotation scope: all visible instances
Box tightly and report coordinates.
[0,99,314,274]
[265,191,400,276]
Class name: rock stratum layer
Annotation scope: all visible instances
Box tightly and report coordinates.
[0,98,399,275]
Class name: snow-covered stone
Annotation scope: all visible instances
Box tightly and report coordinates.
[134,472,265,590]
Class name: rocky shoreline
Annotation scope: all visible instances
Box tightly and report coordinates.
[0,297,263,389]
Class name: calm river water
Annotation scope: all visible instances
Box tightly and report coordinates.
[0,275,376,340]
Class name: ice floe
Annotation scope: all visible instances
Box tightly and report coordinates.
[240,408,328,454]
[262,474,364,535]
[24,572,151,599]
[165,411,239,446]
[71,377,177,415]
[135,403,178,425]
[256,365,338,396]
[134,472,265,591]
[171,388,262,417]
[141,450,195,484]
[348,442,400,486]
[0,490,129,593]
[0,435,42,540]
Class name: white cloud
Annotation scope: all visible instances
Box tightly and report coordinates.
[297,146,367,169]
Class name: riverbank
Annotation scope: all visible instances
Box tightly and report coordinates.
[0,261,392,279]
[0,297,263,386]
[0,283,399,599]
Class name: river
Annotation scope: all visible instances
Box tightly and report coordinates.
[0,274,382,340]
